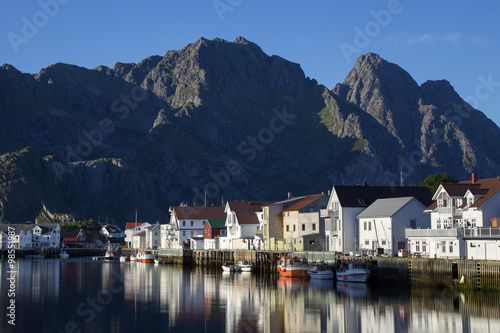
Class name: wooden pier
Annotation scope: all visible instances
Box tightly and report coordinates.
[0,248,105,258]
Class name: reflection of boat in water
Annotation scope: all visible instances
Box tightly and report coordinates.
[308,261,334,280]
[277,256,310,278]
[336,262,371,282]
[336,281,371,299]
[59,251,69,259]
[154,258,163,265]
[237,261,255,272]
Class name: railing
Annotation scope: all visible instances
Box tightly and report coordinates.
[464,227,500,238]
[405,228,464,238]
[437,207,456,215]
[320,209,339,218]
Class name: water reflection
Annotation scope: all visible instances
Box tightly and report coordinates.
[1,260,500,332]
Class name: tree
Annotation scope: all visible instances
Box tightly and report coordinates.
[422,173,458,194]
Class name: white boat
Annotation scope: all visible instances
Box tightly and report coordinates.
[222,263,236,272]
[119,256,127,262]
[130,255,137,261]
[137,250,155,263]
[308,261,334,280]
[59,251,69,259]
[336,262,371,282]
[237,261,254,272]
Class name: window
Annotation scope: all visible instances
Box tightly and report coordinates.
[365,240,369,245]
[472,218,477,228]
[381,240,386,246]
[364,221,367,230]
[182,221,186,226]
[449,241,454,253]
[410,219,416,229]
[190,221,194,226]
[422,241,427,252]
[309,207,314,212]
[293,225,296,232]
[286,225,289,232]
[208,230,211,235]
[312,224,316,231]
[415,241,420,252]
[190,231,194,236]
[309,240,316,245]
[301,224,305,231]
[220,230,226,235]
[368,222,372,231]
[182,231,186,236]
[441,241,446,253]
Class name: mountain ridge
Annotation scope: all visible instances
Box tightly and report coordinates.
[1,36,499,225]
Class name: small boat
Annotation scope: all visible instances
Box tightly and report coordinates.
[222,263,236,272]
[237,261,255,272]
[104,250,114,260]
[308,261,334,280]
[336,262,371,282]
[119,256,127,262]
[154,258,162,265]
[137,250,155,263]
[59,251,69,259]
[277,256,310,278]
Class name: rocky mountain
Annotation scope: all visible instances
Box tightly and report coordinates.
[1,37,499,225]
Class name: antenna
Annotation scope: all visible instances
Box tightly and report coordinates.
[400,172,404,186]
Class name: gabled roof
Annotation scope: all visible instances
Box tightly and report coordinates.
[103,225,123,233]
[227,201,276,225]
[283,194,325,212]
[333,185,433,208]
[170,206,226,220]
[357,197,422,219]
[125,222,149,230]
[206,219,226,228]
[61,229,85,239]
[134,231,146,236]
[428,177,500,210]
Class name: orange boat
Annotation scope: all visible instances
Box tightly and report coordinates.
[277,256,310,278]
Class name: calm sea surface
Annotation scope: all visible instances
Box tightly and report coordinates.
[1,258,499,333]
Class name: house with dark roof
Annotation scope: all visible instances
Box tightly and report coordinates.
[407,173,500,259]
[168,206,226,249]
[32,223,61,248]
[282,194,328,251]
[61,229,86,248]
[224,201,275,250]
[100,225,125,238]
[322,185,433,254]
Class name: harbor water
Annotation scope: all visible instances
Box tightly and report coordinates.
[1,258,499,332]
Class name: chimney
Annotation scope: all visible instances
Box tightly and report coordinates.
[288,192,292,199]
[472,173,478,184]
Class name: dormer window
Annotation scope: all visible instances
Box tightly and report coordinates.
[438,199,443,207]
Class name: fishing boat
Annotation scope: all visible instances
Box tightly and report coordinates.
[136,250,155,263]
[222,263,236,272]
[307,261,334,280]
[237,261,254,272]
[59,251,69,259]
[104,250,114,260]
[277,256,310,278]
[336,261,371,282]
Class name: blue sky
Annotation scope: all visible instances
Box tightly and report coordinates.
[1,0,500,126]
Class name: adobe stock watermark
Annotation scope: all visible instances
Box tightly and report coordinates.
[54,269,124,333]
[339,0,404,63]
[464,74,500,110]
[192,106,296,204]
[6,227,17,326]
[52,84,148,181]
[213,0,243,21]
[7,0,71,54]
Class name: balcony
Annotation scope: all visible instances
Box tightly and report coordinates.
[437,207,456,215]
[464,227,500,238]
[320,209,339,218]
[405,228,464,238]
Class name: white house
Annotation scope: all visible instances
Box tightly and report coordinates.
[464,224,500,260]
[357,197,430,256]
[168,206,226,249]
[406,174,500,259]
[32,223,60,248]
[0,225,33,249]
[145,223,161,249]
[125,222,151,248]
[321,185,433,254]
[100,225,125,238]
[225,201,275,250]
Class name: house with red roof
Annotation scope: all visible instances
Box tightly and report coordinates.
[167,206,226,249]
[124,222,152,248]
[282,194,328,251]
[406,173,500,259]
[224,200,275,250]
